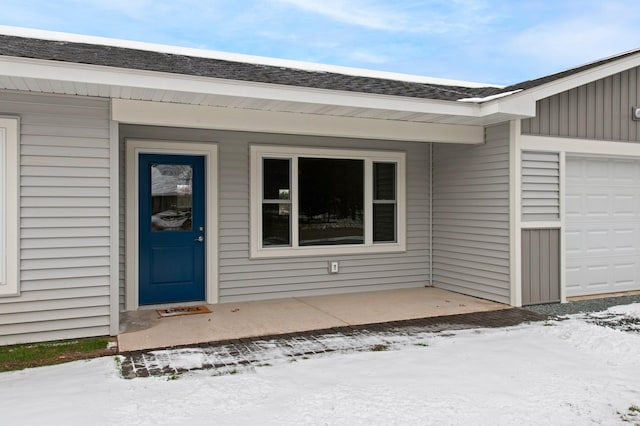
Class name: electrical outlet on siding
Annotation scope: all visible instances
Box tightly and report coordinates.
[329,261,339,274]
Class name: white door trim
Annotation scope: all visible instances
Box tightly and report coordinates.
[125,139,218,310]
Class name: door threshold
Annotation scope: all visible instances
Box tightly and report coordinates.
[138,300,207,311]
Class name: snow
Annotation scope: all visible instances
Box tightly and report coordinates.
[2,305,640,425]
[0,25,503,89]
[607,302,640,317]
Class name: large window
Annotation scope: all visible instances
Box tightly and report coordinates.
[0,117,19,296]
[251,145,405,258]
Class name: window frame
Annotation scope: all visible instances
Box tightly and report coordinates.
[250,145,406,258]
[0,117,19,296]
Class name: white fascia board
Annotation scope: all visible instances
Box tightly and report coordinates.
[112,99,484,144]
[479,95,537,118]
[489,52,640,115]
[0,55,482,118]
[520,134,640,157]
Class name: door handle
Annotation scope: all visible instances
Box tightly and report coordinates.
[195,236,204,242]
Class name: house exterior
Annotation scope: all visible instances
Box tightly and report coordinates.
[1,27,640,345]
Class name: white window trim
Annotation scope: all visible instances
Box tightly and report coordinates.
[250,145,406,258]
[0,117,19,296]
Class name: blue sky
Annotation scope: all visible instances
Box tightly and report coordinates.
[1,0,639,85]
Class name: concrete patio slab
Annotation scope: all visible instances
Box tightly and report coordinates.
[297,287,505,325]
[118,287,508,352]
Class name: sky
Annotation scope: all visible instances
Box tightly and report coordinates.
[1,1,640,85]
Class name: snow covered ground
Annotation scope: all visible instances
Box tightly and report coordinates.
[2,304,640,426]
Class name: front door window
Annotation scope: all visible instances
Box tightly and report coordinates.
[151,164,193,231]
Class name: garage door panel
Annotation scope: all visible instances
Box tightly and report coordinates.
[613,263,635,286]
[591,230,613,253]
[567,225,640,255]
[614,229,635,251]
[613,195,634,216]
[586,194,609,216]
[565,230,581,254]
[612,160,640,182]
[585,158,609,181]
[566,258,639,296]
[565,194,582,217]
[566,157,640,297]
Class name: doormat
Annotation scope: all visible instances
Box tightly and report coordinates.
[157,305,212,318]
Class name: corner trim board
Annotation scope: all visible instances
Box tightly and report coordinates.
[0,116,20,297]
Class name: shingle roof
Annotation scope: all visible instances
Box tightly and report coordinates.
[0,34,501,101]
[500,48,640,93]
[1,33,639,103]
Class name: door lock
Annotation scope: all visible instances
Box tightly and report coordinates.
[195,236,204,242]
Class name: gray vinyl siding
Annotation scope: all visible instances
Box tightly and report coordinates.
[0,91,112,345]
[432,123,511,304]
[119,125,430,304]
[521,151,560,221]
[118,129,126,311]
[521,228,560,305]
[522,66,640,142]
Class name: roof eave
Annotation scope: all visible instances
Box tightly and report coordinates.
[0,54,487,119]
[486,50,640,115]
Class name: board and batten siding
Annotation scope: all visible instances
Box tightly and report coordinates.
[522,66,640,142]
[119,125,430,304]
[521,228,560,305]
[521,151,560,221]
[0,91,112,345]
[432,123,511,304]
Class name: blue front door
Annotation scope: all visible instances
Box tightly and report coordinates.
[138,154,206,305]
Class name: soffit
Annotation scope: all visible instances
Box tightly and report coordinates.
[0,70,519,127]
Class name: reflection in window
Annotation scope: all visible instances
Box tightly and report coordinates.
[299,158,364,246]
[151,164,193,231]
[373,162,397,242]
[262,158,291,246]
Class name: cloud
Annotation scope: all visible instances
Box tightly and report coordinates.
[70,0,156,18]
[272,0,495,34]
[505,2,640,74]
[348,50,390,64]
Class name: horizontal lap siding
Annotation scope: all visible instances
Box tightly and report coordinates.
[0,91,112,344]
[521,151,560,221]
[119,126,430,304]
[432,123,511,303]
[219,135,430,301]
[521,66,640,142]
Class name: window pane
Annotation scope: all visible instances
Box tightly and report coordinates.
[374,162,396,200]
[262,203,291,246]
[298,158,364,246]
[263,158,290,200]
[151,164,192,231]
[373,204,396,242]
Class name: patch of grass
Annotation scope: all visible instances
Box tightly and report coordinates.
[620,404,640,424]
[0,336,116,372]
[413,342,429,347]
[370,344,389,352]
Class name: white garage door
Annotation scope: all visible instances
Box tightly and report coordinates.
[565,157,640,297]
